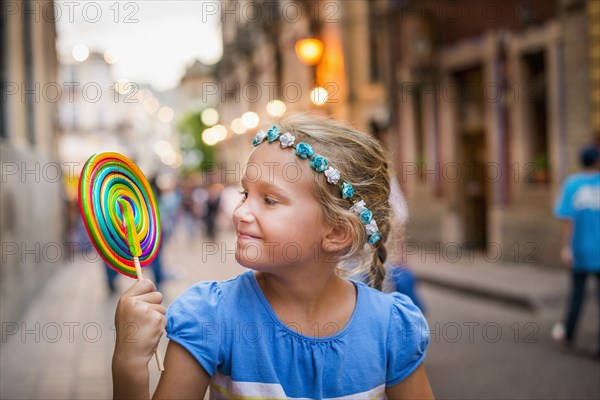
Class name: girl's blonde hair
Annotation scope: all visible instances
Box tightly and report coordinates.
[275,113,395,290]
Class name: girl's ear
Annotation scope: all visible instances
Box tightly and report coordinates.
[321,221,353,254]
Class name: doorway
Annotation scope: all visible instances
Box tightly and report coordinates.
[453,65,489,248]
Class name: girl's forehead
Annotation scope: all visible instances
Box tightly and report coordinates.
[243,145,311,187]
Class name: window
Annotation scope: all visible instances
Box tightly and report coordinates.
[23,0,36,145]
[368,1,385,83]
[522,51,549,184]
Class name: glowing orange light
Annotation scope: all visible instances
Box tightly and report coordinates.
[294,38,324,65]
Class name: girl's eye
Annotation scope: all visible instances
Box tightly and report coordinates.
[238,190,277,206]
[264,197,278,205]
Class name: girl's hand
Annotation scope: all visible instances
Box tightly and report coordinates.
[113,280,167,368]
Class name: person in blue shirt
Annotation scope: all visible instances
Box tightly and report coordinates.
[552,144,600,356]
[111,114,434,399]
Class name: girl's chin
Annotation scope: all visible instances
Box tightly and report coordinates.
[234,253,263,269]
[234,256,279,273]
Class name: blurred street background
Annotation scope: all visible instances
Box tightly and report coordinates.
[1,0,599,399]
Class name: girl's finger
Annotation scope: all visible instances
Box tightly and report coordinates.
[147,303,167,315]
[124,279,156,297]
[137,290,163,304]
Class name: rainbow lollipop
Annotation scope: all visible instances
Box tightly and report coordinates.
[78,152,161,277]
[78,152,164,370]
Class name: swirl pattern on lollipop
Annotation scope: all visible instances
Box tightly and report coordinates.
[78,152,161,277]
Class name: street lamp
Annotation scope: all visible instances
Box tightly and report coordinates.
[294,38,324,65]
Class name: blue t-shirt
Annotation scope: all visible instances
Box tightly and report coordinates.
[554,171,600,272]
[166,270,429,399]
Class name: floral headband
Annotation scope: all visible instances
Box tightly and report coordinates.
[252,126,381,245]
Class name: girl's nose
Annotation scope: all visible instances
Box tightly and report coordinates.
[232,198,256,225]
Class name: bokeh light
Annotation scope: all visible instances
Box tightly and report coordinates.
[143,97,160,113]
[72,45,89,62]
[212,124,227,141]
[310,87,329,106]
[103,48,120,64]
[201,108,219,126]
[241,112,259,129]
[266,100,286,117]
[294,38,324,65]
[158,106,174,123]
[202,128,220,146]
[231,118,246,135]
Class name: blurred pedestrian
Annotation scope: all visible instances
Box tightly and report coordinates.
[180,182,200,241]
[387,265,425,313]
[552,144,600,357]
[202,183,223,241]
[76,213,119,294]
[384,176,426,313]
[104,261,119,294]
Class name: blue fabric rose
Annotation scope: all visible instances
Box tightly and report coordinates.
[310,154,329,172]
[360,208,373,224]
[295,142,314,159]
[267,126,281,142]
[341,182,354,199]
[368,232,381,245]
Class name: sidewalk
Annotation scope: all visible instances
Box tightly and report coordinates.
[406,250,569,313]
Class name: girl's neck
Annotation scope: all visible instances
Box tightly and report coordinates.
[255,267,348,317]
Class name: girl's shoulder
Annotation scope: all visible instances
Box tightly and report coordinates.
[355,279,418,311]
[164,272,255,377]
[354,280,428,334]
[351,280,429,386]
[166,271,254,322]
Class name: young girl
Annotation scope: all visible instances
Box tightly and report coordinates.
[112,114,434,399]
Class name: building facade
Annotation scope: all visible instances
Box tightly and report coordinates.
[1,0,64,325]
[379,0,598,266]
[213,0,351,170]
[211,0,597,267]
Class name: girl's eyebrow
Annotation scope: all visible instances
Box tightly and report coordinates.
[241,178,291,198]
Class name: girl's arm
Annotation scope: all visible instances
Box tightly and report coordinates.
[385,364,435,400]
[152,341,210,399]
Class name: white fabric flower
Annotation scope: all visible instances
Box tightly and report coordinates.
[279,132,296,148]
[253,130,267,146]
[350,199,366,214]
[324,167,341,184]
[365,219,379,235]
